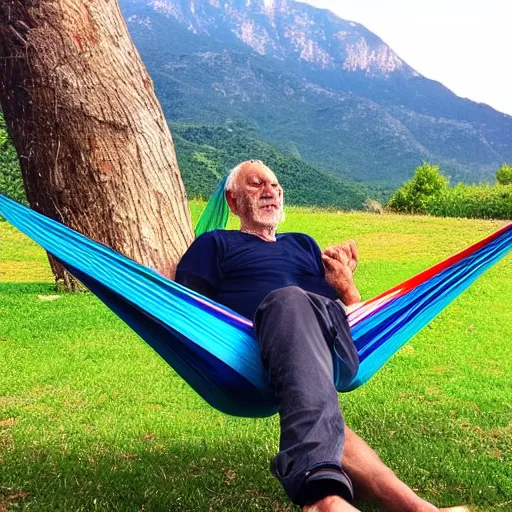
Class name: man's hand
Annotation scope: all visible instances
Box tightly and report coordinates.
[321,240,361,306]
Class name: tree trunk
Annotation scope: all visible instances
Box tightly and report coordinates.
[0,0,194,288]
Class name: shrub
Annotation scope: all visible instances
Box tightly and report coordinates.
[496,163,512,186]
[387,162,448,214]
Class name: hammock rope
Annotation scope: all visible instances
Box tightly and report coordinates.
[1,192,511,417]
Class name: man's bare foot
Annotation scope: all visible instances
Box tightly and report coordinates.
[303,499,470,512]
[409,503,471,512]
[410,505,470,512]
[303,495,361,512]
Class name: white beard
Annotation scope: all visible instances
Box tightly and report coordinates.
[238,195,284,230]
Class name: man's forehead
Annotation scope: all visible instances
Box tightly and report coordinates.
[240,162,278,181]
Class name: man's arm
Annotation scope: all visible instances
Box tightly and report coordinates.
[321,240,361,306]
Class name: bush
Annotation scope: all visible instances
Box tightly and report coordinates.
[388,161,512,220]
[387,162,448,214]
[427,183,512,220]
[496,163,512,186]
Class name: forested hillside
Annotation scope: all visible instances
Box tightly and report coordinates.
[173,123,387,209]
[1,112,384,211]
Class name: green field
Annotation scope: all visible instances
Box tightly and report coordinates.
[1,204,511,511]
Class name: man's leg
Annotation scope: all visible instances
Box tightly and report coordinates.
[253,286,359,509]
[343,427,469,512]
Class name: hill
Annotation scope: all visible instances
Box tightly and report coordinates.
[1,110,383,210]
[172,122,385,208]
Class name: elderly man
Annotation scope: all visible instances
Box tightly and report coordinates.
[175,160,467,512]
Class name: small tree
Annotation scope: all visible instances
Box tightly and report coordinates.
[387,163,448,214]
[496,163,512,186]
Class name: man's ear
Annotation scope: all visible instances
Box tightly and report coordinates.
[225,190,239,215]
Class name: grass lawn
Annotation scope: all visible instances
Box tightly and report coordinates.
[1,203,511,511]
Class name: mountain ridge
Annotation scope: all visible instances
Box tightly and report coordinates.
[120,0,512,185]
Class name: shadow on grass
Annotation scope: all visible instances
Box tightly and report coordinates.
[0,438,388,512]
[1,442,283,512]
[0,282,57,295]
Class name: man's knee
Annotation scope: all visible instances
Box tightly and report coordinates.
[259,285,310,313]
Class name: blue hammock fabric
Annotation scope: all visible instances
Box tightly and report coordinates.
[1,193,511,417]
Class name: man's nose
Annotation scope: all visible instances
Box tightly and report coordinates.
[261,183,276,197]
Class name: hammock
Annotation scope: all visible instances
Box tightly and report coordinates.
[1,192,511,418]
[194,175,230,237]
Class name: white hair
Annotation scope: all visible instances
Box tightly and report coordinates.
[225,160,264,193]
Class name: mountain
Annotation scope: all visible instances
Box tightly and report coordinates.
[120,0,512,185]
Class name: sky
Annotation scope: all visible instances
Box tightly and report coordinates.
[300,0,512,117]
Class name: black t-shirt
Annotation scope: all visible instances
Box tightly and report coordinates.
[175,230,338,320]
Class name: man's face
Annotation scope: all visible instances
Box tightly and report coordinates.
[233,163,284,230]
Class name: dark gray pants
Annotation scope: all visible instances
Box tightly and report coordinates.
[253,286,360,507]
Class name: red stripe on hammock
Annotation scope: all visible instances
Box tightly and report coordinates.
[358,222,512,311]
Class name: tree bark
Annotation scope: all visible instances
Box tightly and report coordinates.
[0,0,194,287]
